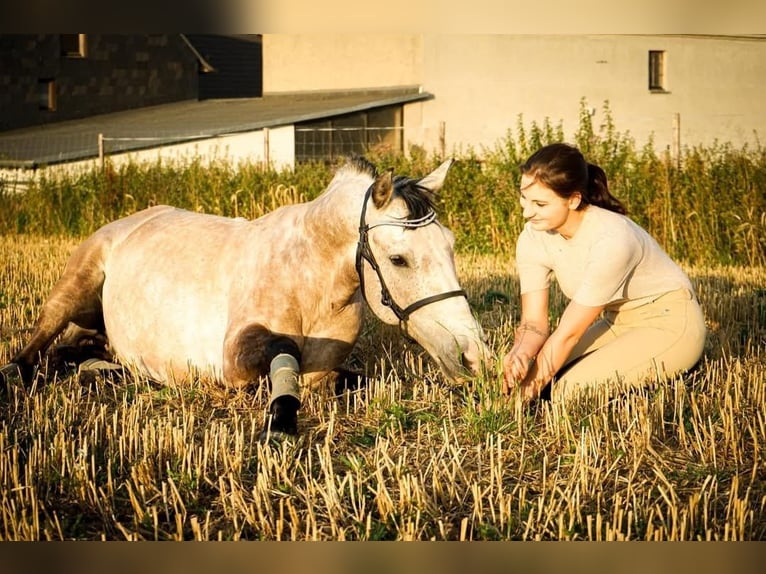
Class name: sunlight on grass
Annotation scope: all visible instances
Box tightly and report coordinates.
[0,236,763,540]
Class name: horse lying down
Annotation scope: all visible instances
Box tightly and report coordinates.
[1,157,490,440]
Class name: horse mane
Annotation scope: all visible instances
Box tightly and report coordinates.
[343,156,378,180]
[340,156,437,220]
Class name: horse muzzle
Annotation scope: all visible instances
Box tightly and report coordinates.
[434,332,493,383]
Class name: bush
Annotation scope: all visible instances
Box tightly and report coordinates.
[1,101,764,266]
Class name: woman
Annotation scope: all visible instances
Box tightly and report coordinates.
[502,143,706,403]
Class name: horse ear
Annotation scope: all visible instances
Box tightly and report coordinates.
[418,158,454,193]
[371,168,394,208]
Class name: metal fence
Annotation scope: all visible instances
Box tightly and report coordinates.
[294,125,404,163]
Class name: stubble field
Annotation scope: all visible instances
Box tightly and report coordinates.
[1,234,764,540]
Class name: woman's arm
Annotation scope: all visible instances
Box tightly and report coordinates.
[502,289,550,393]
[520,299,605,399]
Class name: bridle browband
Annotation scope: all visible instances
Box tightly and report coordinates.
[354,180,467,331]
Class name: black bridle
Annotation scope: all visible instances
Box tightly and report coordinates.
[354,182,467,331]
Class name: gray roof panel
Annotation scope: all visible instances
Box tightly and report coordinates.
[0,87,432,167]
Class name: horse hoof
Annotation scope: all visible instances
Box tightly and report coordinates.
[258,428,297,445]
[333,368,369,397]
[78,358,124,373]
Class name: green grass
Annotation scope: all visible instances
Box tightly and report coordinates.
[2,100,764,266]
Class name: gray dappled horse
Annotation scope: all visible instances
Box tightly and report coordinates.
[1,157,490,439]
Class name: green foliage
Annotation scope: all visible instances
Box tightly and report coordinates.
[1,101,764,266]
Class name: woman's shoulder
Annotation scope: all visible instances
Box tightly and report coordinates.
[584,206,642,236]
[586,204,627,222]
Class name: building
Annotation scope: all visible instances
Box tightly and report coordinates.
[263,34,766,156]
[0,34,430,175]
[1,34,765,181]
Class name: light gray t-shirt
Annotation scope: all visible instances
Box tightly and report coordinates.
[516,205,693,310]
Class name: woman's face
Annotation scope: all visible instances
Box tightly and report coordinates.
[519,175,582,237]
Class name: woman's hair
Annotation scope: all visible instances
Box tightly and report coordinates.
[520,143,627,215]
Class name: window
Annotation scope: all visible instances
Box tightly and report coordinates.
[648,50,666,92]
[61,34,87,58]
[38,79,56,111]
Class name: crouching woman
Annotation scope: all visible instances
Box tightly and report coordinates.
[502,143,706,403]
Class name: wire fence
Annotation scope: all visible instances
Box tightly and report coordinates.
[294,125,406,163]
[0,124,414,193]
[0,111,743,194]
[0,131,223,169]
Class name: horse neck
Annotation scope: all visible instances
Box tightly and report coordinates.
[307,175,368,238]
[303,175,369,281]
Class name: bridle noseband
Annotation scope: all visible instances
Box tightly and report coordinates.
[354,182,467,331]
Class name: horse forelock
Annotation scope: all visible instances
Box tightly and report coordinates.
[393,176,437,220]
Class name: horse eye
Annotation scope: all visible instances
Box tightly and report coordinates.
[389,255,408,267]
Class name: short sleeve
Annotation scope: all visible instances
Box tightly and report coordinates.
[572,230,643,306]
[516,225,553,294]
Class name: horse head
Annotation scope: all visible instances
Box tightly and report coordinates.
[355,159,491,382]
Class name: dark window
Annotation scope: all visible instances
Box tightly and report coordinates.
[61,34,87,58]
[649,50,666,91]
[295,106,404,163]
[38,79,56,111]
[366,107,402,152]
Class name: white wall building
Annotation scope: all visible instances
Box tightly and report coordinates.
[264,34,766,155]
[3,34,764,189]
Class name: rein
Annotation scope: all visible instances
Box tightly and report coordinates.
[354,182,467,332]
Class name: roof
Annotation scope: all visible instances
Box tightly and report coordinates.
[0,86,433,168]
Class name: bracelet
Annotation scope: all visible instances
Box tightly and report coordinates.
[515,322,548,338]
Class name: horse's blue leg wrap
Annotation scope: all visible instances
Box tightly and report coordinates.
[269,353,301,408]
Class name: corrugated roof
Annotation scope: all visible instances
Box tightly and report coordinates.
[0,86,432,168]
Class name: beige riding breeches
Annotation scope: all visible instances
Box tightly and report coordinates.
[549,287,707,402]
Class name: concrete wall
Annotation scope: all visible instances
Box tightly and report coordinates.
[263,34,423,92]
[263,34,766,155]
[0,126,295,192]
[417,34,766,155]
[94,126,295,172]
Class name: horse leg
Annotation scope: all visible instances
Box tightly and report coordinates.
[332,366,370,396]
[266,347,302,438]
[223,324,302,441]
[48,323,111,368]
[8,250,106,386]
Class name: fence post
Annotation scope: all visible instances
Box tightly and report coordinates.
[672,113,680,169]
[438,121,446,159]
[263,127,270,169]
[98,133,104,170]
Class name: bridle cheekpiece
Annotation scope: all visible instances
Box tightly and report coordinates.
[354,181,467,332]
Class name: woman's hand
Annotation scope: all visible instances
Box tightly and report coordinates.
[502,351,532,395]
[503,348,556,401]
[529,348,555,393]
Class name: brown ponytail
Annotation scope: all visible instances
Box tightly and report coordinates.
[521,143,627,215]
[585,162,627,215]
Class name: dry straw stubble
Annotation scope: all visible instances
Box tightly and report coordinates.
[0,238,764,540]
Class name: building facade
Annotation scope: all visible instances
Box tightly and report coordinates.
[2,34,764,181]
[263,34,766,154]
[0,34,264,133]
[0,34,199,132]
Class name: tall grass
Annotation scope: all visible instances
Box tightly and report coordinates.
[1,101,764,265]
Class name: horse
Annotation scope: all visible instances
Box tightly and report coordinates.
[1,157,490,439]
